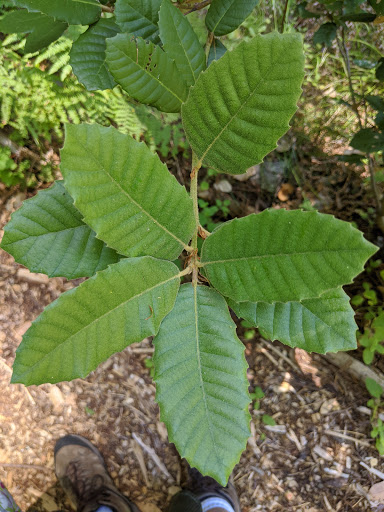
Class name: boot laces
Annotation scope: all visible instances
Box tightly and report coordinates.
[65,458,110,505]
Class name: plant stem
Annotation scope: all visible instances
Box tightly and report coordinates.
[101,5,113,13]
[205,32,214,60]
[190,153,201,250]
[190,153,202,285]
[280,0,290,33]
[337,27,384,232]
[177,0,212,13]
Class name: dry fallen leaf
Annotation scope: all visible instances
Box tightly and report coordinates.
[277,183,295,201]
[369,480,384,503]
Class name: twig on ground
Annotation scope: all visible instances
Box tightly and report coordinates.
[0,130,40,162]
[324,352,384,390]
[132,441,150,487]
[0,463,50,471]
[324,429,372,447]
[260,339,299,372]
[360,461,384,480]
[132,433,172,479]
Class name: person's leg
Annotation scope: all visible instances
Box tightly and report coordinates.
[168,468,240,512]
[0,482,22,512]
[55,435,140,512]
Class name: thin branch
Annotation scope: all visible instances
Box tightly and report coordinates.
[337,27,384,231]
[132,433,172,478]
[0,130,40,162]
[101,5,113,13]
[177,0,212,13]
[205,31,214,62]
[280,0,290,33]
[0,463,50,471]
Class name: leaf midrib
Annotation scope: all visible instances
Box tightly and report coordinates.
[197,36,299,165]
[112,39,185,104]
[161,4,196,83]
[268,298,352,343]
[21,271,180,375]
[209,0,236,33]
[193,284,222,469]
[202,247,368,266]
[77,139,190,251]
[122,5,158,26]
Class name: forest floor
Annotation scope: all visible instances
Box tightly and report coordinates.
[1,140,384,512]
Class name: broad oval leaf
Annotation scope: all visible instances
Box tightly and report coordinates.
[205,0,260,36]
[154,284,250,485]
[0,10,67,53]
[11,257,181,385]
[70,18,120,91]
[115,0,162,44]
[313,23,337,47]
[340,12,376,22]
[351,128,384,153]
[369,0,384,15]
[106,34,188,113]
[201,210,378,303]
[11,0,101,25]
[0,181,120,279]
[182,32,304,174]
[61,123,195,260]
[377,58,384,82]
[228,288,357,354]
[159,0,205,87]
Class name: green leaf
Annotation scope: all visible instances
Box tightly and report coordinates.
[339,12,376,22]
[313,23,337,47]
[0,181,120,279]
[369,0,384,15]
[363,349,375,365]
[61,124,195,260]
[262,414,276,426]
[182,32,304,175]
[11,257,181,385]
[106,34,188,113]
[297,3,321,18]
[70,18,120,91]
[229,288,357,353]
[201,209,378,303]
[158,0,205,87]
[367,95,384,112]
[0,10,68,53]
[351,128,384,153]
[205,0,260,36]
[114,0,162,44]
[11,0,101,25]
[154,284,250,485]
[376,58,384,81]
[207,38,227,66]
[376,112,384,130]
[366,377,383,398]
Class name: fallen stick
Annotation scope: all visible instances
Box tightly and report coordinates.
[324,429,372,447]
[132,433,171,479]
[324,352,384,389]
[0,463,50,471]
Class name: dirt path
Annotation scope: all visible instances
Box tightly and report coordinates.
[0,190,383,512]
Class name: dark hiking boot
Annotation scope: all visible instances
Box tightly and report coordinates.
[168,467,240,512]
[55,434,140,512]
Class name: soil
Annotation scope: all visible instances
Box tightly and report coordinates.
[1,146,384,512]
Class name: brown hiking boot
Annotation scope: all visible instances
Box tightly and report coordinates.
[168,467,241,512]
[54,434,140,512]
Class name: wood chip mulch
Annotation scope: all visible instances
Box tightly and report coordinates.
[1,184,384,512]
